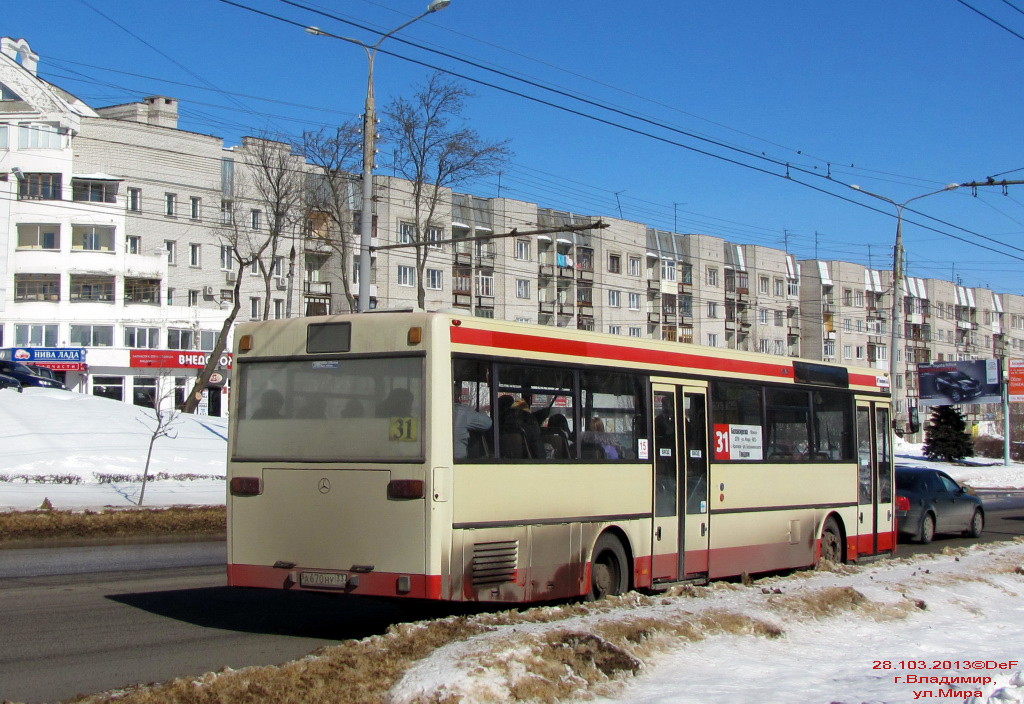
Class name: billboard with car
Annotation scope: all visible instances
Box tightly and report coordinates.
[917,359,1001,407]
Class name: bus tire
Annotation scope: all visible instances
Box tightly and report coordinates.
[587,533,629,601]
[819,517,843,565]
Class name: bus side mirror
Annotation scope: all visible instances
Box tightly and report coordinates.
[906,407,920,435]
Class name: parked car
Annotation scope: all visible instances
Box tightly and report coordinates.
[895,467,984,544]
[933,370,983,403]
[25,364,61,383]
[0,360,66,390]
[0,373,23,393]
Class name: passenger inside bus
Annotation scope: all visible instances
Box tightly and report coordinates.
[251,389,284,419]
[379,388,414,417]
[498,395,543,459]
[453,387,492,460]
[543,413,573,459]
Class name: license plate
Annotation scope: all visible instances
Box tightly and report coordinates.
[299,571,348,589]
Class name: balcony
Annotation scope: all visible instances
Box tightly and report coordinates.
[454,251,472,266]
[539,301,555,314]
[822,302,836,314]
[453,293,471,308]
[557,266,575,279]
[577,267,594,283]
[539,264,554,278]
[477,296,494,309]
[647,311,661,325]
[577,303,594,317]
[678,281,692,293]
[304,281,332,295]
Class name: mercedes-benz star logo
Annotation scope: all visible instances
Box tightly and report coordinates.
[318,478,331,494]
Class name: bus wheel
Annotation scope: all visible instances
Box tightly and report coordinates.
[588,534,629,601]
[819,517,843,565]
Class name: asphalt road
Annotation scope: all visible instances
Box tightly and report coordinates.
[2,495,1022,703]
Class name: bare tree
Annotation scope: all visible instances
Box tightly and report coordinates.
[300,123,363,312]
[381,72,511,309]
[240,135,307,320]
[136,372,182,506]
[181,192,273,414]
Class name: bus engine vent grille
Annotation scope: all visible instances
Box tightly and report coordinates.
[471,540,518,586]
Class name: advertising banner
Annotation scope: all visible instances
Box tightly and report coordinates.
[130,350,233,370]
[1009,359,1024,403]
[0,347,87,371]
[917,359,1001,407]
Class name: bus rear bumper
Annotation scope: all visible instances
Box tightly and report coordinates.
[227,563,443,600]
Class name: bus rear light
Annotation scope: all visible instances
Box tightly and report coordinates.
[407,326,422,345]
[387,479,425,500]
[238,334,253,352]
[896,495,910,512]
[231,476,262,495]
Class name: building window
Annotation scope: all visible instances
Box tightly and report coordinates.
[189,289,200,307]
[221,200,234,224]
[609,325,621,335]
[70,275,114,302]
[167,328,193,350]
[18,173,62,200]
[707,333,719,347]
[787,278,799,297]
[125,326,160,349]
[516,278,530,299]
[400,222,415,244]
[165,240,176,265]
[191,197,201,220]
[629,327,643,338]
[165,193,176,217]
[824,339,836,358]
[628,292,641,310]
[70,324,114,347]
[14,274,60,301]
[72,179,118,203]
[125,278,160,304]
[92,376,124,402]
[71,225,115,252]
[427,227,442,250]
[855,290,865,307]
[126,235,141,254]
[843,344,852,359]
[250,209,261,229]
[706,267,718,287]
[628,256,642,277]
[426,268,443,290]
[19,123,62,149]
[515,239,531,261]
[608,253,621,274]
[0,125,6,149]
[128,188,141,212]
[856,345,865,360]
[661,259,677,282]
[707,301,718,318]
[15,323,58,347]
[250,297,261,320]
[609,289,621,307]
[476,271,494,297]
[397,265,415,287]
[16,224,59,250]
[220,245,233,271]
[198,330,216,351]
[759,276,770,295]
[190,243,201,267]
[250,259,259,275]
[775,310,784,327]
[274,299,285,319]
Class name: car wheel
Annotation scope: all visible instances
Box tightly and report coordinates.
[819,517,843,564]
[949,389,962,403]
[587,533,629,601]
[918,513,935,544]
[965,509,983,539]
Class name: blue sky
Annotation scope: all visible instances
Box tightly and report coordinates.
[8,1,1024,292]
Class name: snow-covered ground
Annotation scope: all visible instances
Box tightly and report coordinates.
[0,388,227,510]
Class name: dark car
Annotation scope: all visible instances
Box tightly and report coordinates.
[25,364,61,383]
[933,370,982,403]
[0,360,66,390]
[896,467,984,544]
[0,373,24,393]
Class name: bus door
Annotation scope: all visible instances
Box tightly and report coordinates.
[855,401,895,556]
[651,383,710,584]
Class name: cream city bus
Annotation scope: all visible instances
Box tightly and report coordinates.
[227,311,895,602]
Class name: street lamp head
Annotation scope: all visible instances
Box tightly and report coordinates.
[427,0,450,12]
[942,183,960,191]
[305,26,327,36]
[850,184,862,191]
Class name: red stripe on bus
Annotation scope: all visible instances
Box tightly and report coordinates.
[451,326,882,389]
[451,326,794,380]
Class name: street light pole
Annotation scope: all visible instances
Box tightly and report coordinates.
[850,183,959,431]
[307,0,450,312]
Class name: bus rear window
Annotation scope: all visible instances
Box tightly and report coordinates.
[233,356,424,462]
